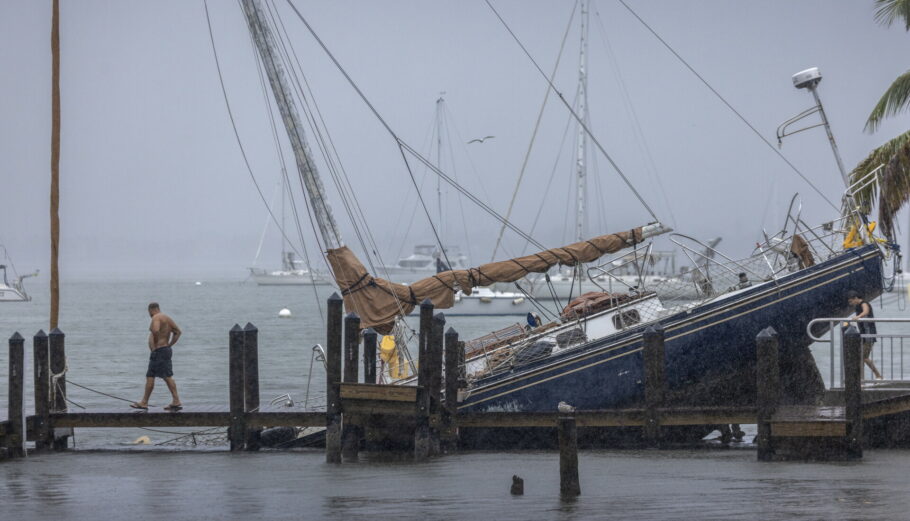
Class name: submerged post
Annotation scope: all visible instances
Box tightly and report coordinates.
[642,325,665,448]
[33,330,51,451]
[325,293,343,463]
[756,326,780,462]
[362,328,377,384]
[428,312,446,455]
[414,298,434,461]
[243,322,261,451]
[442,326,459,452]
[228,324,245,451]
[49,327,68,450]
[342,312,361,461]
[7,333,25,458]
[558,413,581,497]
[843,326,863,459]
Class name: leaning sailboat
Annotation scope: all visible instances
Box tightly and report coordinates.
[233,0,897,444]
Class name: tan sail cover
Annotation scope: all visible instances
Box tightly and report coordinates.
[327,227,644,333]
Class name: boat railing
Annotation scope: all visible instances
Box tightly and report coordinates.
[807,317,910,388]
[585,242,654,294]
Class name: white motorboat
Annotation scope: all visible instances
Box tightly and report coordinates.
[0,252,37,302]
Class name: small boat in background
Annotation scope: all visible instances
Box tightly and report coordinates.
[249,251,333,286]
[0,247,37,302]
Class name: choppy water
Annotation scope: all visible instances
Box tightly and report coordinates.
[1,279,909,520]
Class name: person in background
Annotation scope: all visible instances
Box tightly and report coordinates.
[846,290,883,380]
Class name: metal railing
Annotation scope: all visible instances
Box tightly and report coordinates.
[807,317,910,388]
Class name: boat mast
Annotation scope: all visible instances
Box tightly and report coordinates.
[240,0,343,251]
[572,0,590,294]
[574,0,589,244]
[50,0,61,329]
[436,95,444,254]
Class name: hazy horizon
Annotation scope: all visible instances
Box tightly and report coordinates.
[3,0,909,282]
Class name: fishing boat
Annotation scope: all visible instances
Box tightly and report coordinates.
[231,0,896,443]
[0,247,37,302]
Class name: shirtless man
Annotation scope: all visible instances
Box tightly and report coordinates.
[132,302,183,410]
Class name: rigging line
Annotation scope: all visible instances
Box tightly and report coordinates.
[393,115,437,263]
[267,1,388,278]
[522,93,579,256]
[399,140,546,251]
[441,106,476,265]
[616,0,839,212]
[491,0,578,262]
[251,181,281,266]
[283,0,545,253]
[397,142,455,270]
[592,3,676,228]
[484,0,660,223]
[203,0,307,262]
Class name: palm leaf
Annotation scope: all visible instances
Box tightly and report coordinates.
[865,70,910,132]
[849,129,910,236]
[874,0,910,30]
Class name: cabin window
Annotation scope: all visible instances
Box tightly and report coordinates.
[612,309,640,329]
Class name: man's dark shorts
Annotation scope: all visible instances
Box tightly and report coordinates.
[146,346,173,378]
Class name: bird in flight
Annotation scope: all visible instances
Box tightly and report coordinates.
[467,135,495,144]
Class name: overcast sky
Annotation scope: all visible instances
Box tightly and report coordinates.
[2,0,909,280]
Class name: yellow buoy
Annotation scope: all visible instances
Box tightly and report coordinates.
[133,435,151,445]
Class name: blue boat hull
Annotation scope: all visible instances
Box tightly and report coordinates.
[460,245,884,414]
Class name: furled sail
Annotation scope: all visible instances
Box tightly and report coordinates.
[327,223,670,333]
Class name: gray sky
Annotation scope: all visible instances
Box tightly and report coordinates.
[2,0,909,280]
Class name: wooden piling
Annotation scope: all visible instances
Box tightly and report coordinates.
[642,325,665,448]
[33,330,51,451]
[558,413,581,497]
[428,312,445,455]
[442,326,459,452]
[756,326,780,461]
[843,326,863,459]
[325,293,343,463]
[228,324,245,451]
[243,322,261,451]
[7,333,25,458]
[363,328,377,385]
[342,312,361,461]
[49,327,68,449]
[414,298,433,461]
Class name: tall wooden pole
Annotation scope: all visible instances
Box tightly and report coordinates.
[50,0,61,329]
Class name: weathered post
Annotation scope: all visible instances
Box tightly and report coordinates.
[558,413,581,497]
[33,330,51,451]
[843,326,863,459]
[243,322,261,451]
[325,293,343,463]
[442,326,459,452]
[428,312,445,455]
[48,328,68,449]
[756,326,780,462]
[362,328,377,384]
[7,333,25,458]
[642,325,665,448]
[342,312,361,461]
[414,298,433,461]
[228,324,245,451]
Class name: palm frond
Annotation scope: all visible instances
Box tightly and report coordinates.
[865,70,910,132]
[874,0,910,30]
[849,129,910,236]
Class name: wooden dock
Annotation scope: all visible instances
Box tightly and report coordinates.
[4,295,910,462]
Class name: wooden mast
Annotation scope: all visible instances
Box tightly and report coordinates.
[50,0,61,329]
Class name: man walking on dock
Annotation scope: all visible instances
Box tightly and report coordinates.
[131,302,183,411]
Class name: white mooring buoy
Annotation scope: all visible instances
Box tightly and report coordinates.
[278,308,292,318]
[194,281,202,286]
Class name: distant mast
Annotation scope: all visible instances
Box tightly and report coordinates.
[50,0,61,329]
[240,0,343,251]
[574,0,589,243]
